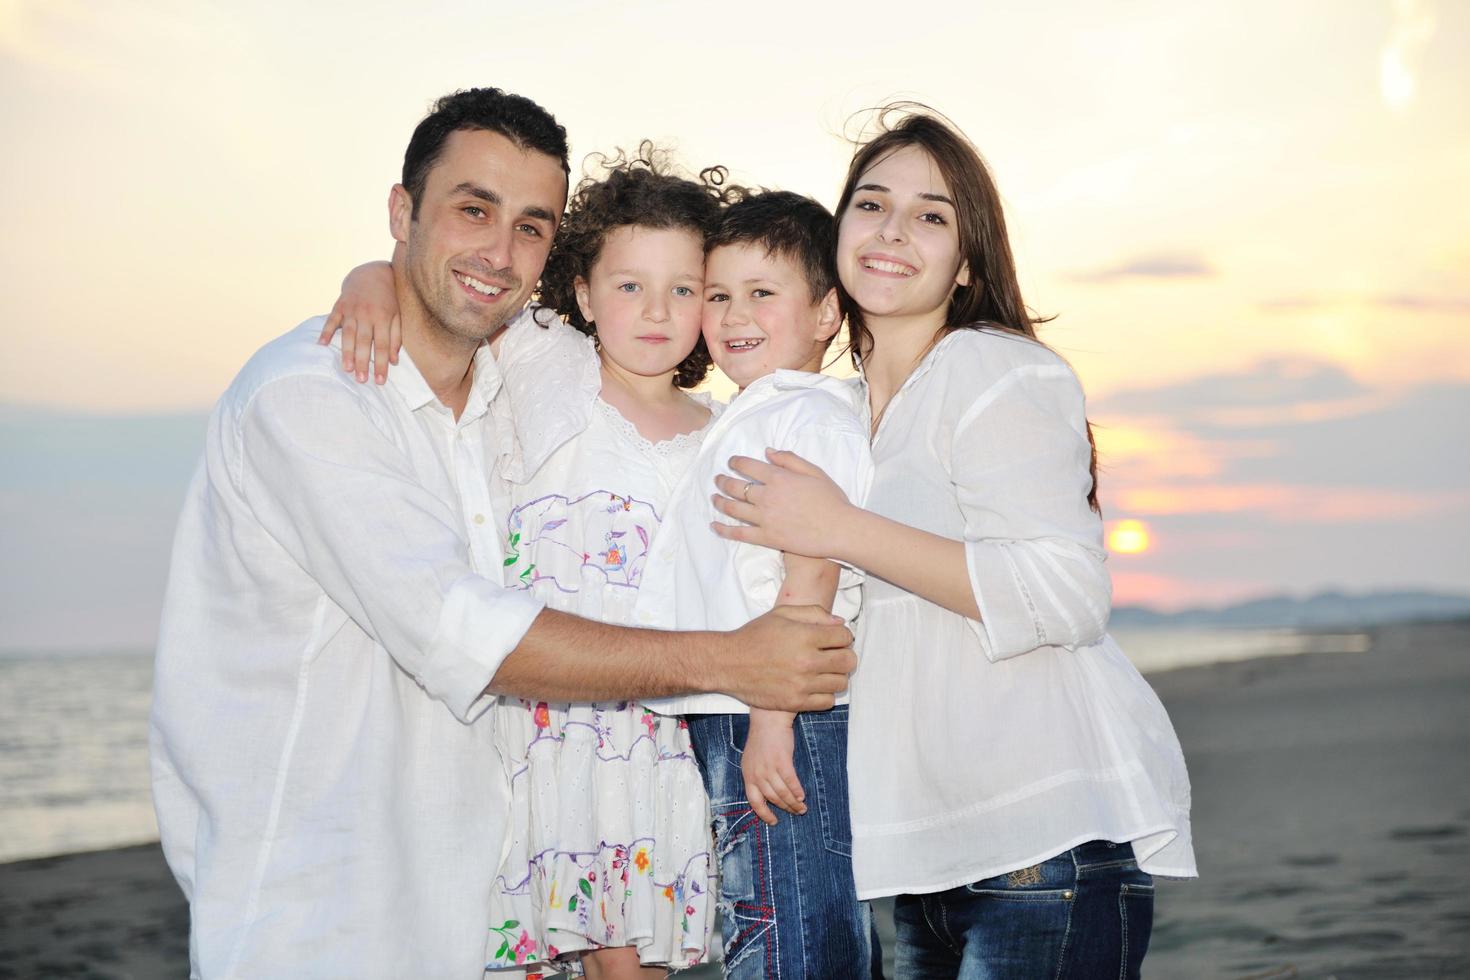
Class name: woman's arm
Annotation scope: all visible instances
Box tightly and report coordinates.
[317,244,404,384]
[713,366,1109,658]
[712,454,979,618]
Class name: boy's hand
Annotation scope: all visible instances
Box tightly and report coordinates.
[318,260,401,384]
[743,709,806,826]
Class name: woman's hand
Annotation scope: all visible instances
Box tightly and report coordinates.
[318,260,401,384]
[742,709,806,826]
[711,450,856,561]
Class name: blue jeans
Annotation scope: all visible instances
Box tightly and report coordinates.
[893,840,1154,980]
[686,706,872,979]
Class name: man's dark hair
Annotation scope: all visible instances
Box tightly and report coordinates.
[705,190,837,303]
[401,87,570,218]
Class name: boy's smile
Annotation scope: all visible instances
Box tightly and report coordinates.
[702,243,840,391]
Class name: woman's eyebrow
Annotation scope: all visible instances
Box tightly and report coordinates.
[856,182,954,206]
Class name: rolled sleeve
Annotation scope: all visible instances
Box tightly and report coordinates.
[236,376,543,721]
[951,364,1111,660]
[427,576,544,721]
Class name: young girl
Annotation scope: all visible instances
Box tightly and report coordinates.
[711,108,1197,978]
[330,148,728,978]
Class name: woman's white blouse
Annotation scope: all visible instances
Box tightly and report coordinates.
[849,329,1196,899]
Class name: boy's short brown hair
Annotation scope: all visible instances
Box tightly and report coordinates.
[705,190,837,304]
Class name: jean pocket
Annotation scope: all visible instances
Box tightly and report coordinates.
[796,708,852,857]
[708,802,774,975]
[964,854,1077,901]
[1119,881,1155,976]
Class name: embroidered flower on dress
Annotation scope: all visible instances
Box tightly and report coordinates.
[513,931,537,964]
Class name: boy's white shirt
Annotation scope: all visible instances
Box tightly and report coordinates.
[638,368,874,716]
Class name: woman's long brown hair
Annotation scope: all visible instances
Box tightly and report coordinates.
[835,105,1101,513]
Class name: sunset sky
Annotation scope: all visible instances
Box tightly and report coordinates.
[1,0,1466,648]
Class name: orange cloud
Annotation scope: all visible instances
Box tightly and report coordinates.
[1114,484,1470,523]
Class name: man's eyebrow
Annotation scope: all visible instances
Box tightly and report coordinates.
[451,183,558,223]
[452,182,501,205]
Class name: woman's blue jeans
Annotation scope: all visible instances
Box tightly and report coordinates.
[892,840,1154,980]
[686,705,872,979]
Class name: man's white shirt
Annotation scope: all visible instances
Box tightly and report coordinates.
[638,370,874,717]
[149,317,544,979]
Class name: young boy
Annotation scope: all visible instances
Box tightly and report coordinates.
[637,191,874,978]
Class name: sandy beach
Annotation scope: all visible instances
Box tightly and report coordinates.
[3,620,1467,978]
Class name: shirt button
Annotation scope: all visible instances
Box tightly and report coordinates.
[473,514,485,525]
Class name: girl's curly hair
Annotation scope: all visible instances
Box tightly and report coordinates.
[537,141,739,389]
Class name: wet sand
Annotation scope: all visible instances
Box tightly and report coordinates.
[3,621,1467,978]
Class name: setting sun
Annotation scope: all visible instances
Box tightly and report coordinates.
[1108,519,1153,555]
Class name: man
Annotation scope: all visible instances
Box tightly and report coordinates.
[150,88,854,979]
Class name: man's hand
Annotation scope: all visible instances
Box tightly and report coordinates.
[718,605,854,712]
[743,709,806,826]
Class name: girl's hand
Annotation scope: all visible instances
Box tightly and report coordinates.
[318,260,401,384]
[711,450,856,561]
[742,709,806,826]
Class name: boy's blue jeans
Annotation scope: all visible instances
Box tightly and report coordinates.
[892,839,1155,979]
[686,705,873,979]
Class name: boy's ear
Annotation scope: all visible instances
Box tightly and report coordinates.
[574,277,595,325]
[813,287,842,344]
[389,185,413,245]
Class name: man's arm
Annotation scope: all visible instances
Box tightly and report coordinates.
[489,604,854,713]
[239,375,854,718]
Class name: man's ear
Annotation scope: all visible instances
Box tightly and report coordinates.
[389,184,413,245]
[574,277,595,326]
[813,287,842,344]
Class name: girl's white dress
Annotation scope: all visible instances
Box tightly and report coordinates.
[485,311,718,973]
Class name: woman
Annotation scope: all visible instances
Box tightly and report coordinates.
[711,107,1196,979]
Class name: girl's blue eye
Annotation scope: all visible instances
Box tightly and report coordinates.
[618,282,639,293]
[673,285,695,297]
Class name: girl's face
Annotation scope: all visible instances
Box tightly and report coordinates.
[575,225,705,380]
[836,145,969,325]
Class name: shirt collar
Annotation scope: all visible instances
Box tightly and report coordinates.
[385,334,506,423]
[728,368,865,416]
[855,329,967,393]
